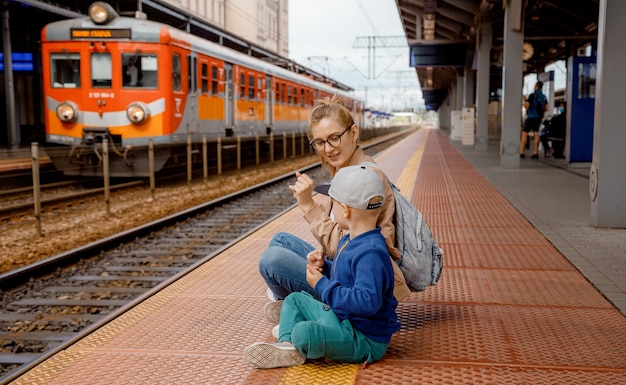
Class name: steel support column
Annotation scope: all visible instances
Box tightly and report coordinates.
[500,0,524,168]
[590,0,626,228]
[2,1,18,149]
[475,21,491,152]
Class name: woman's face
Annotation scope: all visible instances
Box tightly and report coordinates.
[310,117,357,169]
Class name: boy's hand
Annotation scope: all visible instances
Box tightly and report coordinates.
[306,249,325,269]
[306,250,324,288]
[306,263,323,288]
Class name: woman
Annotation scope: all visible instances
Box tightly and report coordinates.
[258,95,410,316]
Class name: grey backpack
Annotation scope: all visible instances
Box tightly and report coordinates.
[363,162,443,291]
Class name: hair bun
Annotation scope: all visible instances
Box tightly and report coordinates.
[318,94,345,107]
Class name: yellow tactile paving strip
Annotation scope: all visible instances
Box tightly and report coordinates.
[9,128,626,385]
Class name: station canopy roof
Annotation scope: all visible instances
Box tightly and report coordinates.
[396,0,599,110]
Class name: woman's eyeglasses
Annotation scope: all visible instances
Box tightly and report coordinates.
[309,125,352,151]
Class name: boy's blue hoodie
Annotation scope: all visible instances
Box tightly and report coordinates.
[315,228,400,343]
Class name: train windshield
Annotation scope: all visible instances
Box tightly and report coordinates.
[51,53,81,88]
[122,53,158,89]
[91,52,112,88]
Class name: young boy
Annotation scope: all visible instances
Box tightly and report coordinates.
[244,165,400,369]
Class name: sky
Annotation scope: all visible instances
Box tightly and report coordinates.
[287,1,567,112]
[288,0,422,112]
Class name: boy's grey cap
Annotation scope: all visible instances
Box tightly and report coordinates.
[314,165,385,210]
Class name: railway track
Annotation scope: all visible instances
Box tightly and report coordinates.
[0,141,303,220]
[0,180,146,220]
[0,127,408,221]
[0,132,407,383]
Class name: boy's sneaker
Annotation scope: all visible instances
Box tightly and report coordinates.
[244,342,305,369]
[264,301,282,325]
[272,324,280,340]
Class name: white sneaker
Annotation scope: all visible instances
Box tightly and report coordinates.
[272,324,280,340]
[266,287,278,302]
[264,301,282,326]
[244,342,305,369]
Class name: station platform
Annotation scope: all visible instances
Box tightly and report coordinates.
[6,127,626,384]
[451,136,626,318]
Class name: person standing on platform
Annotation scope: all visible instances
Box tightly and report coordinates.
[244,166,400,369]
[521,81,548,159]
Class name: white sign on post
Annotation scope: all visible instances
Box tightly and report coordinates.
[451,110,463,140]
[461,107,475,145]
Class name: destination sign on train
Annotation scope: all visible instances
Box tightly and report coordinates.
[71,29,131,39]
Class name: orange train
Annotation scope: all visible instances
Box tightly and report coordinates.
[41,2,364,176]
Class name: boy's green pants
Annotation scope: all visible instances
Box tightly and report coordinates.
[278,291,388,365]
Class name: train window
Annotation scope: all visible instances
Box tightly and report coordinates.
[91,52,112,88]
[287,85,292,104]
[187,56,191,91]
[172,54,182,91]
[51,53,81,88]
[275,82,280,103]
[240,73,245,98]
[211,65,218,94]
[122,53,158,88]
[281,83,286,103]
[248,75,255,99]
[201,63,208,93]
[300,88,305,106]
[257,76,263,99]
[187,56,197,93]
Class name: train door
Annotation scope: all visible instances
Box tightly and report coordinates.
[265,74,273,134]
[187,54,198,133]
[171,52,185,133]
[224,62,234,136]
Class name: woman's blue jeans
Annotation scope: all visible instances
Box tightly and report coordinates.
[258,232,321,301]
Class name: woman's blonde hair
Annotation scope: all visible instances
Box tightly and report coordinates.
[307,94,355,140]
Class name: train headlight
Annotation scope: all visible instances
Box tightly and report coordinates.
[56,102,78,123]
[127,102,150,124]
[89,2,118,25]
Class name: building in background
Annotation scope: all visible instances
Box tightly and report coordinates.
[161,0,288,57]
